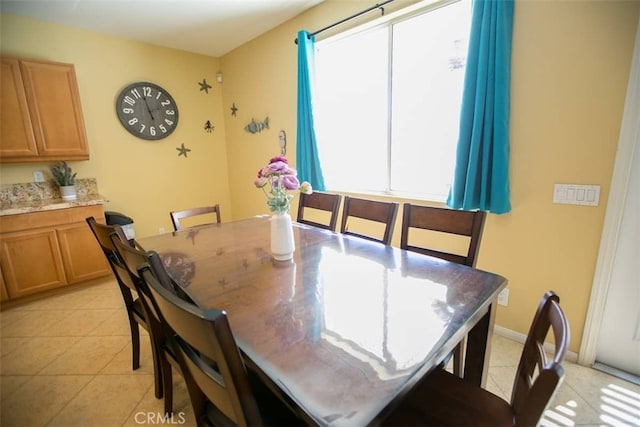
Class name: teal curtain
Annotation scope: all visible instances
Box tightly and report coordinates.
[296,30,326,191]
[446,0,514,214]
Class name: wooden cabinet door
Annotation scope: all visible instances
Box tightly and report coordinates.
[0,268,9,302]
[0,57,39,158]
[0,228,66,298]
[57,222,110,284]
[20,59,89,160]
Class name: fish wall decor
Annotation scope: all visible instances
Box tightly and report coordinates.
[244,117,269,134]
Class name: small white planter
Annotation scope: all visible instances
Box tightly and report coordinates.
[59,185,77,201]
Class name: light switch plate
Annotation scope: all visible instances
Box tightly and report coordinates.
[553,184,600,206]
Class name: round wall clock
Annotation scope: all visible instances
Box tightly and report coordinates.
[116,82,179,140]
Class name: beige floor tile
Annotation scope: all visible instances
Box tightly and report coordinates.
[1,336,31,357]
[100,339,156,376]
[0,336,81,375]
[47,374,154,427]
[541,380,603,426]
[40,335,129,375]
[122,376,195,427]
[39,309,119,337]
[0,375,31,400]
[489,333,523,367]
[0,309,31,328]
[0,310,73,337]
[88,308,137,337]
[1,375,94,427]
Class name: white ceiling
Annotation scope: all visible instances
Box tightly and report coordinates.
[0,0,325,57]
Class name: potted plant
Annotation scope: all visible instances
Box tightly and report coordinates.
[51,161,78,201]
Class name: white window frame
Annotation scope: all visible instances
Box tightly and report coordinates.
[314,0,471,202]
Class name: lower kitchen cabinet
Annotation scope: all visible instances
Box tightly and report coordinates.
[0,204,110,299]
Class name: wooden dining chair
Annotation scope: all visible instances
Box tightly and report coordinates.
[111,234,187,414]
[383,291,570,427]
[401,203,487,376]
[170,204,221,231]
[340,196,399,245]
[139,265,303,427]
[401,203,487,267]
[296,191,342,231]
[85,217,163,398]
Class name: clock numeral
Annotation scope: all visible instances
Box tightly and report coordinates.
[122,107,134,114]
[166,110,175,116]
[128,117,139,125]
[123,96,136,106]
[143,86,152,97]
[159,124,167,133]
[160,100,171,107]
[139,124,146,133]
[164,119,174,127]
[150,127,157,136]
[156,92,162,100]
[130,88,142,99]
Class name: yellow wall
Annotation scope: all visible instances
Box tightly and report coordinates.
[1,0,638,353]
[221,0,639,353]
[0,14,231,238]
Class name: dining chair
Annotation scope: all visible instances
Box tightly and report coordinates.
[170,204,221,231]
[400,203,487,375]
[111,234,186,415]
[296,191,342,231]
[340,196,399,245]
[138,265,303,427]
[401,203,487,267]
[85,216,163,399]
[383,290,570,427]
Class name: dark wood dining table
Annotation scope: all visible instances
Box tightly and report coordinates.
[139,215,508,426]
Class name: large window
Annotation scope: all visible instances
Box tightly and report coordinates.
[315,0,471,200]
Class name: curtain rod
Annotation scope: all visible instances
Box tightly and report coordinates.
[295,0,395,44]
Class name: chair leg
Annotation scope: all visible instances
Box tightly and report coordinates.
[162,359,174,415]
[148,339,164,399]
[129,319,141,370]
[453,337,467,377]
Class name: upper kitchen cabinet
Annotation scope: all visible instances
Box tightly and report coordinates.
[0,56,89,163]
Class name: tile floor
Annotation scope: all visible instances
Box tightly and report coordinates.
[1,278,639,426]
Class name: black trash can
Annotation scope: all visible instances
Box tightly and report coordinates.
[105,211,135,244]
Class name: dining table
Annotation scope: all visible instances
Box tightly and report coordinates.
[139,215,508,426]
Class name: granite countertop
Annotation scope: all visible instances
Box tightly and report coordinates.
[0,178,109,217]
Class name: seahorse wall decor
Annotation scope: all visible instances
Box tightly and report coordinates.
[244,116,269,134]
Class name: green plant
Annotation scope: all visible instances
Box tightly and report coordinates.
[51,161,77,186]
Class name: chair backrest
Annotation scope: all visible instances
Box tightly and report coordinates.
[170,205,221,231]
[400,203,487,267]
[86,216,137,292]
[112,235,195,306]
[340,196,399,245]
[296,191,342,231]
[139,266,262,426]
[511,291,570,426]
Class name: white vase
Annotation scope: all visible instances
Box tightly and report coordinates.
[60,185,77,201]
[270,212,295,261]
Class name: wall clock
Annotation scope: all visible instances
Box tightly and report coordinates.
[116,82,179,140]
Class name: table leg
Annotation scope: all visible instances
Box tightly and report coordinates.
[463,299,498,387]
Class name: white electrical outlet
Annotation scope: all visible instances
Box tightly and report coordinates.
[158,227,165,234]
[33,170,45,182]
[497,288,509,306]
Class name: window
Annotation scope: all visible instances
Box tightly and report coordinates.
[315,0,471,200]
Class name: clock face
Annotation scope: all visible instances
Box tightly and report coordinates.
[116,82,179,140]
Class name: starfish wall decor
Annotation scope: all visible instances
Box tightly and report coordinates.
[176,143,191,157]
[198,78,212,94]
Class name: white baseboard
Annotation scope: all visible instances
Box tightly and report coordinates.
[493,325,578,363]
